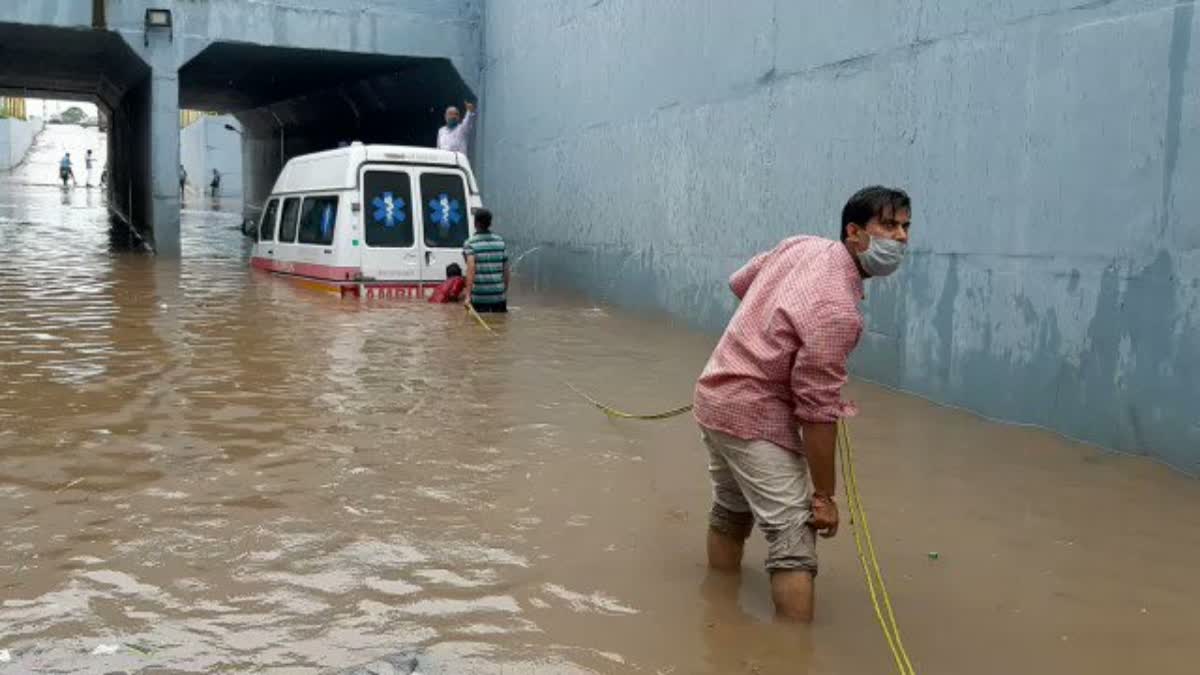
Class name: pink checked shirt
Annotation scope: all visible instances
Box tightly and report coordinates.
[694,236,864,453]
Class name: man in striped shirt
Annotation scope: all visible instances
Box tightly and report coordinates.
[463,208,509,313]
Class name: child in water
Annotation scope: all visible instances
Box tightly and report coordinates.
[428,263,465,303]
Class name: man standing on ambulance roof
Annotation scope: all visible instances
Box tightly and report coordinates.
[437,101,477,156]
[693,186,912,623]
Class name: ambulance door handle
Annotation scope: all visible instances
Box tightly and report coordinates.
[425,251,433,266]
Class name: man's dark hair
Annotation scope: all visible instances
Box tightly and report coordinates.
[474,208,493,230]
[840,186,911,241]
[445,262,462,278]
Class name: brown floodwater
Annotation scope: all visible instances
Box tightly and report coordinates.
[2,125,1199,674]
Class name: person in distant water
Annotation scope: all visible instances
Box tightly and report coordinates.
[84,149,95,187]
[436,101,477,156]
[179,165,187,200]
[463,208,509,313]
[59,153,76,187]
[429,263,466,304]
[210,169,221,198]
[694,186,912,623]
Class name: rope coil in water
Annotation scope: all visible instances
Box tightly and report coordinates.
[466,302,915,673]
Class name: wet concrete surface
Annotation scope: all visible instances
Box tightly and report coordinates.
[2,125,1199,674]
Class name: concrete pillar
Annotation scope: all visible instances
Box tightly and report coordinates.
[147,58,180,256]
[107,78,150,232]
[117,27,180,257]
[241,130,282,215]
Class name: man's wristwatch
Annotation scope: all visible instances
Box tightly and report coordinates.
[813,492,836,504]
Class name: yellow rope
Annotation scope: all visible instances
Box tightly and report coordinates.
[562,380,694,421]
[839,420,916,674]
[467,304,692,419]
[465,303,499,335]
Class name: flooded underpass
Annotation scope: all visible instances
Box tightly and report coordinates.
[3,126,1200,674]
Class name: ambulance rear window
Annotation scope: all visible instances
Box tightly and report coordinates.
[363,171,414,248]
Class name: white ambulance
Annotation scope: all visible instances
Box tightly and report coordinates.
[248,142,482,299]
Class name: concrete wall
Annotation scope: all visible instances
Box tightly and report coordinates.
[168,0,481,89]
[181,114,242,200]
[0,116,43,169]
[240,125,330,215]
[0,1,91,27]
[479,0,1200,474]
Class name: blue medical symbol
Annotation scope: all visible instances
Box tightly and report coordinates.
[320,204,334,238]
[427,193,463,231]
[372,192,407,227]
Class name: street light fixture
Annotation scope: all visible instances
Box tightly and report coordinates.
[144,9,173,47]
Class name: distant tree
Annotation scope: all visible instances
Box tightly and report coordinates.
[61,107,87,124]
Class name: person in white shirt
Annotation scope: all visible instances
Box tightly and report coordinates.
[436,101,476,155]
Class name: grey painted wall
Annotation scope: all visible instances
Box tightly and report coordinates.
[0,117,43,170]
[0,1,91,27]
[479,0,1200,473]
[160,0,482,91]
[181,115,243,200]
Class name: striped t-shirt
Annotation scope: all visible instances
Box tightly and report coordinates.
[464,231,508,305]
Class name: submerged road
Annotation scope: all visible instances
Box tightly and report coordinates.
[1,125,1198,674]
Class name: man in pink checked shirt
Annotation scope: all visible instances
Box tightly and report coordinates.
[694,186,912,622]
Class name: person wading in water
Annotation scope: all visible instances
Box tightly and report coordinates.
[693,186,912,622]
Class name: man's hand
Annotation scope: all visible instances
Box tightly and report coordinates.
[810,494,839,538]
[465,101,476,113]
[800,421,838,538]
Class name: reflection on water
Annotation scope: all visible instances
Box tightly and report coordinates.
[2,126,1200,674]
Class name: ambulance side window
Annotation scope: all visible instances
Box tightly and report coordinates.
[298,196,338,246]
[259,199,279,241]
[278,197,301,243]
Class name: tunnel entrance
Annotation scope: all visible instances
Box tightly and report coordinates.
[180,42,475,218]
[0,22,151,243]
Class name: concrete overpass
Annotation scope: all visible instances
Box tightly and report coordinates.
[0,0,481,256]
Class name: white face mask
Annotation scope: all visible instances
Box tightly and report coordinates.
[857,236,906,277]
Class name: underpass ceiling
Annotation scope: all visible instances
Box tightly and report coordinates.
[182,42,472,143]
[0,24,147,109]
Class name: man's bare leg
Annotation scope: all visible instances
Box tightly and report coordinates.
[770,570,815,622]
[707,527,746,572]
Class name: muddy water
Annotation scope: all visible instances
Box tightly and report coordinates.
[3,126,1199,674]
